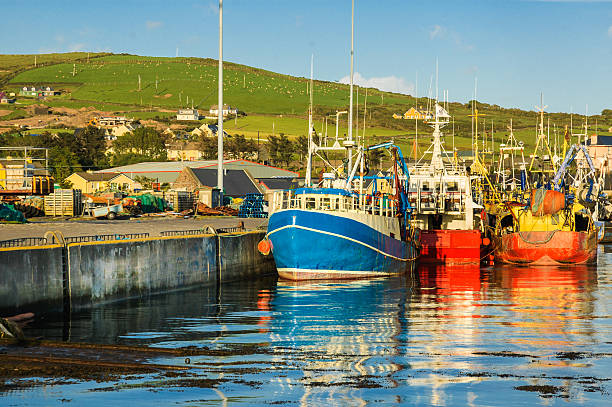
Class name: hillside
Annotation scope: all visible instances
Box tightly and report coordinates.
[1,53,611,155]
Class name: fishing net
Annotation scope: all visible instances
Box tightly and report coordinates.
[0,203,27,223]
[124,193,169,213]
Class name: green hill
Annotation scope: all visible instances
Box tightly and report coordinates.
[1,53,610,155]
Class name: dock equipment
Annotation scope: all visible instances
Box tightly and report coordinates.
[238,193,267,218]
[0,147,54,197]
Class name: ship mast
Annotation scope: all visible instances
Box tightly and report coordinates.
[305,55,314,187]
[347,0,355,172]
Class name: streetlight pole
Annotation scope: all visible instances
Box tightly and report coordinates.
[217,0,224,201]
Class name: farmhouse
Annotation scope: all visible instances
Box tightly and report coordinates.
[191,123,229,138]
[19,86,60,97]
[96,116,134,127]
[65,171,143,193]
[0,92,15,104]
[176,109,200,121]
[166,141,203,161]
[65,172,116,193]
[104,123,140,141]
[208,104,238,118]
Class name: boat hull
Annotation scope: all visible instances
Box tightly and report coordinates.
[418,229,485,265]
[494,230,597,265]
[267,209,416,280]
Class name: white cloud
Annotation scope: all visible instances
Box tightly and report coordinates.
[429,25,445,40]
[608,25,612,37]
[339,72,415,95]
[146,20,163,30]
[429,24,473,51]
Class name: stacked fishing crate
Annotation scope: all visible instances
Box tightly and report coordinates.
[44,189,83,216]
[238,193,267,218]
[166,190,194,212]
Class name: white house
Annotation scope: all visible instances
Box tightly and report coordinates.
[208,104,238,118]
[177,109,200,121]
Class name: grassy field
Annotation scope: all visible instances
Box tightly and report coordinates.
[7,54,409,114]
[2,52,611,156]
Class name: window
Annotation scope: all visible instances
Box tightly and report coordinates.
[305,198,316,209]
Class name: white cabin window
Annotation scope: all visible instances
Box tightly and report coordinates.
[305,197,316,209]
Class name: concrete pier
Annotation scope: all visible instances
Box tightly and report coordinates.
[0,230,275,314]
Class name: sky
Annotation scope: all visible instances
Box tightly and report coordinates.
[2,0,612,114]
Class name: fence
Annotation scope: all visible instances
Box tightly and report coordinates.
[0,233,150,247]
[160,229,204,237]
[0,237,49,248]
[63,233,149,244]
[160,227,245,236]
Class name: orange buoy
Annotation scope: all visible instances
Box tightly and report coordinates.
[482,237,491,246]
[530,189,566,216]
[258,239,272,255]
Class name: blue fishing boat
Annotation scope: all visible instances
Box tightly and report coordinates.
[260,141,418,280]
[258,1,417,280]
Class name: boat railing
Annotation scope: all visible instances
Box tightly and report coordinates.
[271,190,397,218]
[406,190,465,213]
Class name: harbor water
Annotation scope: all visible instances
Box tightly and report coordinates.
[4,249,612,406]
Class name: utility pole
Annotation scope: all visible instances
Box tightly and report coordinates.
[217,0,224,197]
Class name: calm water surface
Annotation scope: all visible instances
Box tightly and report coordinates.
[4,248,612,406]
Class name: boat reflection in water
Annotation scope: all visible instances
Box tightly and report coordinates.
[13,258,605,405]
[269,277,412,404]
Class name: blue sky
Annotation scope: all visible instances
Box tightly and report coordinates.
[2,0,612,114]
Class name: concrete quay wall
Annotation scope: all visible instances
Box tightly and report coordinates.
[0,231,275,314]
[0,245,64,315]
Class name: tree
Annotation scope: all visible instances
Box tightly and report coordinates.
[74,126,109,169]
[277,134,293,167]
[294,135,309,162]
[368,149,384,171]
[113,127,167,161]
[198,135,218,159]
[227,134,257,159]
[267,135,281,165]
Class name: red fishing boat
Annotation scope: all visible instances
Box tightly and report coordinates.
[418,229,489,265]
[406,103,490,265]
[492,189,597,266]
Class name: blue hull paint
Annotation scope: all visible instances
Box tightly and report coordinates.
[267,209,416,279]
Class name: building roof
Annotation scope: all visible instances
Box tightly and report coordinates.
[210,104,233,110]
[198,123,230,136]
[178,109,199,115]
[73,172,117,182]
[167,141,201,151]
[258,177,302,190]
[188,168,261,197]
[95,159,297,184]
[589,135,612,146]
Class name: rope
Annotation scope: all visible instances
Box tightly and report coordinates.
[517,229,558,245]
